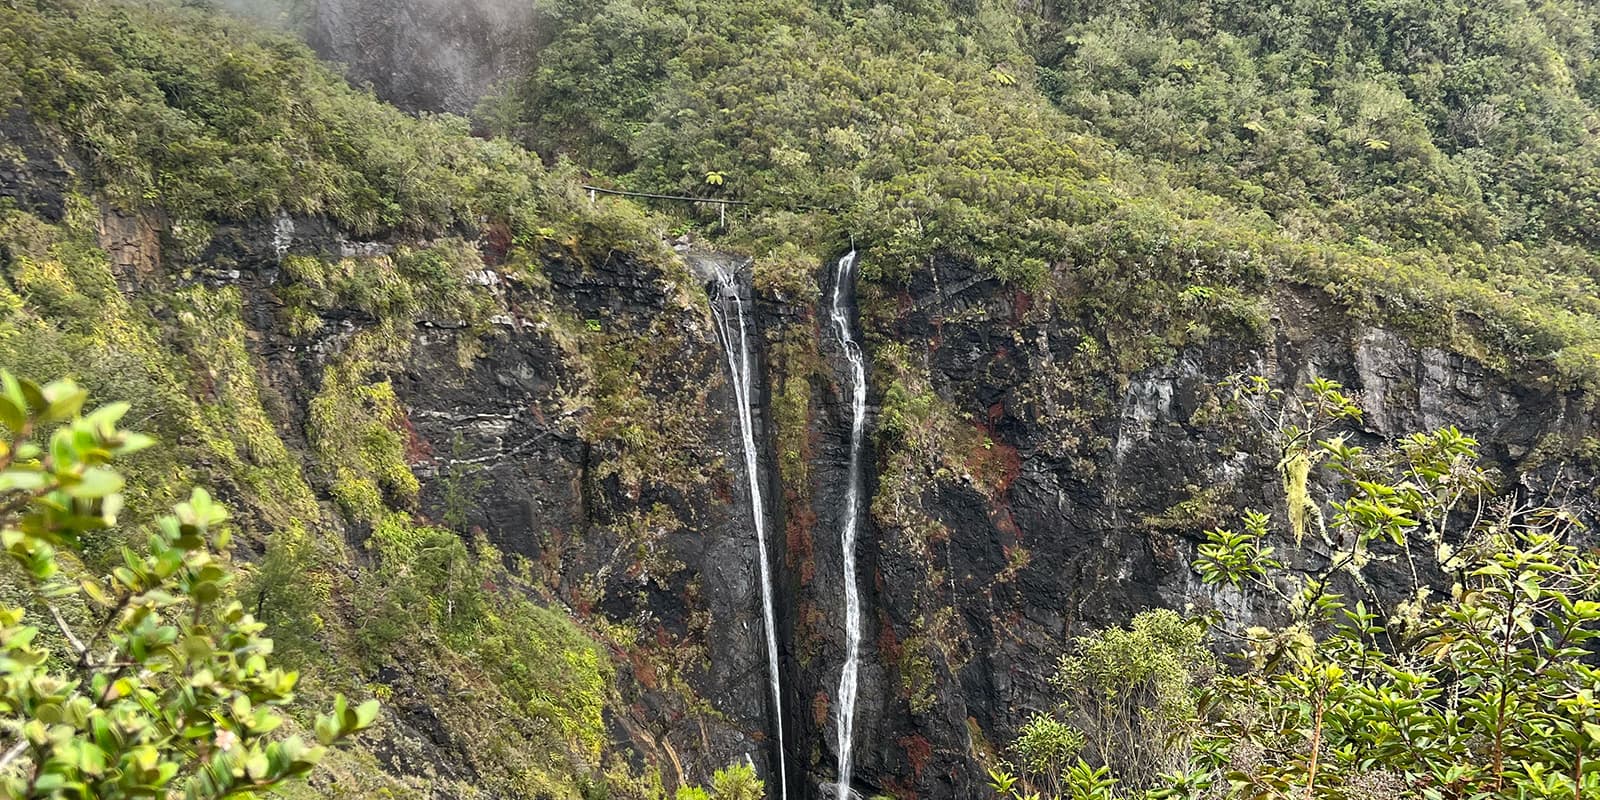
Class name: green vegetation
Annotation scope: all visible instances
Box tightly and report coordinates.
[10,0,1600,796]
[672,762,764,800]
[0,195,629,794]
[0,0,676,269]
[345,519,615,797]
[994,380,1600,799]
[0,372,377,797]
[1035,1,1600,253]
[1009,610,1213,796]
[0,1,711,796]
[4,0,526,240]
[307,345,419,524]
[279,241,493,339]
[499,0,1600,388]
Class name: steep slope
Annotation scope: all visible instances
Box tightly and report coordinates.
[0,1,769,796]
[1031,0,1600,251]
[308,0,533,116]
[3,1,1600,799]
[494,0,1600,390]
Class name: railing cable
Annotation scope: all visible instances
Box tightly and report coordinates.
[581,185,839,213]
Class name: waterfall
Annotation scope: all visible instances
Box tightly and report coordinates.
[708,265,789,800]
[828,250,866,799]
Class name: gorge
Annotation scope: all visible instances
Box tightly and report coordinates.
[3,0,1600,798]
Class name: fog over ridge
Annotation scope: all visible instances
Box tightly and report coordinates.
[222,0,537,116]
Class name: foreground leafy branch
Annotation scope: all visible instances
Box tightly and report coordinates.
[0,372,377,798]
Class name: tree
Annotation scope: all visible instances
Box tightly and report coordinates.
[0,372,376,798]
[995,610,1213,800]
[672,762,763,800]
[994,377,1600,799]
[1184,379,1600,800]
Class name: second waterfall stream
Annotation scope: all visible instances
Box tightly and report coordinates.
[829,250,867,800]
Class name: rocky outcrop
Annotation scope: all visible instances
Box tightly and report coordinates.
[306,0,533,115]
[76,186,774,794]
[796,254,1598,799]
[300,238,1593,799]
[391,248,777,787]
[0,107,72,222]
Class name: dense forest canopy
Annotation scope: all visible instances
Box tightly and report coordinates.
[1037,0,1600,250]
[496,0,1600,387]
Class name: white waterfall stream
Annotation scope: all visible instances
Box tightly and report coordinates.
[709,266,789,800]
[828,250,866,800]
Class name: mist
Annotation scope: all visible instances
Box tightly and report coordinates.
[216,0,312,30]
[222,0,537,116]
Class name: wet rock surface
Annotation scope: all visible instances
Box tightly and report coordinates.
[132,211,774,793]
[820,254,1596,799]
[386,249,774,789]
[0,109,73,221]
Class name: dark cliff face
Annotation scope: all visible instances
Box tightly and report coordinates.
[351,243,1592,799]
[306,0,532,115]
[0,108,74,223]
[390,247,778,785]
[100,195,777,793]
[788,255,1597,799]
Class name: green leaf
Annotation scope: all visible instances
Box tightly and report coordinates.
[18,378,47,416]
[0,396,25,434]
[246,751,270,781]
[78,742,107,776]
[0,470,50,491]
[40,383,88,424]
[0,373,26,418]
[355,699,380,728]
[80,400,128,430]
[313,714,339,746]
[114,433,156,456]
[65,467,124,499]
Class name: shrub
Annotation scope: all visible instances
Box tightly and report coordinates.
[1000,610,1213,798]
[0,371,376,798]
[996,378,1600,799]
